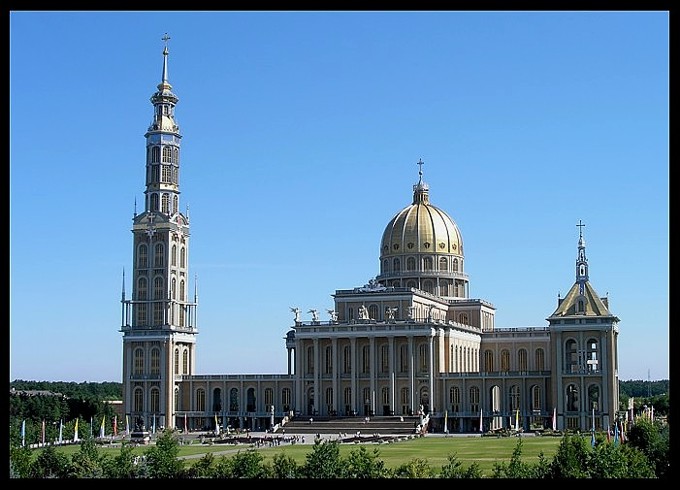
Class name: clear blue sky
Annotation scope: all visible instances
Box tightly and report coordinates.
[10,11,669,382]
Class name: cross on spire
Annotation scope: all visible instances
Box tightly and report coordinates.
[576,219,586,239]
[162,33,171,47]
[416,158,425,181]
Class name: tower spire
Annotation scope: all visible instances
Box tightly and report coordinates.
[575,219,589,292]
[412,158,430,204]
[161,33,170,85]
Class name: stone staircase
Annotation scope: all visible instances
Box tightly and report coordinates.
[276,415,423,436]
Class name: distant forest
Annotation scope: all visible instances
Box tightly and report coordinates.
[9,378,669,402]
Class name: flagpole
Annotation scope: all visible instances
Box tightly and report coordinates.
[21,420,26,447]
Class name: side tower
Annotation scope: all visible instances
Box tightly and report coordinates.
[547,221,619,431]
[120,35,198,431]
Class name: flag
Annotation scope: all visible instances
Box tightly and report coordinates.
[444,410,448,434]
[620,420,626,443]
[591,430,596,448]
[152,414,156,434]
[215,414,219,435]
[100,416,105,438]
[21,420,25,447]
[125,415,130,435]
[113,415,118,436]
[74,418,79,442]
[58,419,63,444]
[184,413,188,433]
[552,407,556,431]
[41,420,46,444]
[515,408,520,431]
[651,406,654,423]
[607,425,611,442]
[90,416,93,438]
[479,408,483,433]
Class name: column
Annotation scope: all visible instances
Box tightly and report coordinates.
[389,336,395,414]
[350,337,357,414]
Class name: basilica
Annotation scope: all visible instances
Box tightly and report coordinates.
[120,40,621,435]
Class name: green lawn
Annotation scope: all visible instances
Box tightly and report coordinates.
[44,434,565,477]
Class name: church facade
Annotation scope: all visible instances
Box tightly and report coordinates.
[120,40,621,435]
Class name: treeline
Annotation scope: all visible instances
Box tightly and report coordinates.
[10,380,123,400]
[8,418,670,479]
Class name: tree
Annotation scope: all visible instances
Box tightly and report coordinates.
[271,452,301,479]
[227,449,272,478]
[103,442,140,479]
[548,434,592,478]
[9,445,34,479]
[438,453,483,479]
[626,417,670,478]
[302,439,344,478]
[32,444,71,479]
[143,429,184,478]
[69,437,107,477]
[392,458,434,478]
[491,438,537,479]
[343,445,390,478]
[185,452,216,478]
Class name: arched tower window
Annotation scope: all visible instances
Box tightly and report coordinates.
[264,388,273,409]
[423,256,433,271]
[161,193,170,214]
[150,347,160,375]
[182,349,189,375]
[343,345,351,374]
[150,388,160,413]
[150,193,159,212]
[138,244,148,269]
[171,245,177,266]
[509,385,520,411]
[133,388,144,413]
[171,278,176,300]
[180,247,186,268]
[133,348,144,375]
[531,385,542,411]
[449,386,460,411]
[565,339,578,373]
[588,384,600,412]
[154,243,164,267]
[393,258,401,272]
[154,276,164,299]
[246,388,256,412]
[174,348,180,375]
[566,384,579,412]
[162,146,173,163]
[587,338,599,373]
[151,146,161,163]
[452,258,459,272]
[439,257,448,271]
[212,388,222,412]
[180,280,185,302]
[362,345,370,373]
[382,259,389,274]
[368,304,379,320]
[137,277,148,300]
[173,195,178,214]
[325,346,332,374]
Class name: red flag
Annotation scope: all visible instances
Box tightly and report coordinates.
[113,416,118,436]
[607,425,611,442]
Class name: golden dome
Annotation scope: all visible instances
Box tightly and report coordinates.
[380,181,463,258]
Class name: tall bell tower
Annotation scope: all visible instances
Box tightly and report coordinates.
[120,34,198,431]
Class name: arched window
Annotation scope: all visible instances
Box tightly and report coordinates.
[484,350,494,372]
[423,256,433,271]
[151,146,161,163]
[282,388,291,412]
[161,193,170,214]
[469,386,480,413]
[137,277,148,300]
[588,384,600,412]
[423,280,434,294]
[162,146,172,163]
[136,304,147,325]
[133,388,144,413]
[246,388,256,412]
[439,257,448,271]
[459,312,469,325]
[400,344,408,373]
[344,387,352,411]
[180,247,186,268]
[531,385,542,411]
[229,388,238,411]
[566,384,579,412]
[213,388,222,412]
[173,195,178,214]
[343,345,351,374]
[180,280,185,302]
[150,388,160,413]
[565,339,578,373]
[452,258,459,272]
[264,388,273,409]
[449,386,460,411]
[133,348,144,375]
[196,389,206,411]
[150,193,159,212]
[138,244,148,269]
[368,304,379,320]
[150,348,160,375]
[587,338,599,373]
[382,259,389,274]
[325,387,333,413]
[518,349,528,371]
[535,348,545,371]
[407,257,416,271]
[154,243,164,267]
[509,385,520,411]
[174,348,180,375]
[393,258,400,272]
[381,387,389,406]
[171,278,176,300]
[171,245,177,266]
[154,276,164,299]
[161,165,172,183]
[182,349,189,374]
[501,350,510,372]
